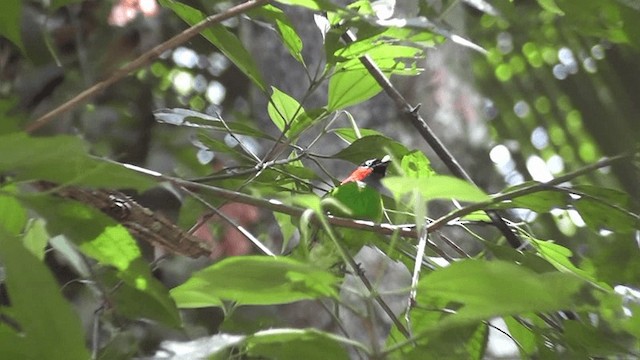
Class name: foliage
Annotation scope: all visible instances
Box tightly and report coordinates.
[0,0,638,359]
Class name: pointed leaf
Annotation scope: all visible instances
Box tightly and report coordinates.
[274,0,338,11]
[327,58,383,111]
[383,175,490,202]
[267,87,306,137]
[0,228,89,360]
[329,182,383,221]
[0,184,27,235]
[159,0,266,91]
[23,195,181,326]
[171,256,339,307]
[418,260,586,325]
[332,127,383,143]
[248,5,304,63]
[0,133,156,191]
[247,329,351,360]
[401,151,435,178]
[0,0,24,53]
[332,135,410,164]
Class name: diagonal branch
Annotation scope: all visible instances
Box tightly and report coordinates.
[26,0,270,133]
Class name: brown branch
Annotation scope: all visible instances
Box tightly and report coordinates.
[26,0,270,133]
[37,182,212,258]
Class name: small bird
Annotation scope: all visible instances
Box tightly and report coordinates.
[340,155,391,192]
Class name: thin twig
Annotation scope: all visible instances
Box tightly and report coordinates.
[26,0,270,132]
[406,223,428,334]
[180,186,275,256]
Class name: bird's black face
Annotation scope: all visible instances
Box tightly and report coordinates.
[360,155,391,176]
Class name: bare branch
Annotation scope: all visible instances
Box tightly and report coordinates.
[26,0,270,133]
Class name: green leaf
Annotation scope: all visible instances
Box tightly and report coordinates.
[401,151,435,178]
[531,239,597,282]
[159,0,266,91]
[392,323,488,360]
[196,132,247,159]
[537,0,565,15]
[22,219,49,260]
[0,228,90,360]
[492,185,570,212]
[332,127,384,143]
[274,0,338,11]
[504,317,538,357]
[573,184,631,208]
[383,175,491,202]
[248,5,304,63]
[417,260,586,325]
[0,0,24,53]
[0,184,27,235]
[512,190,569,212]
[154,108,270,139]
[23,195,181,326]
[0,133,156,191]
[329,182,383,221]
[588,235,640,287]
[274,212,297,252]
[247,329,351,360]
[332,135,410,164]
[106,263,182,327]
[171,256,339,307]
[574,197,638,233]
[327,58,383,111]
[336,42,422,64]
[267,87,306,137]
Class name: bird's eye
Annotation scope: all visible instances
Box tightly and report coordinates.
[363,159,375,167]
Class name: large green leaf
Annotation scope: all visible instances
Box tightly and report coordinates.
[327,58,383,111]
[531,239,597,283]
[332,135,410,163]
[0,0,24,53]
[170,256,339,307]
[274,0,338,11]
[332,127,384,143]
[575,197,638,233]
[563,321,634,357]
[248,5,304,63]
[491,181,569,212]
[247,328,351,360]
[267,87,307,137]
[383,175,491,202]
[22,194,182,326]
[0,133,156,191]
[390,323,488,360]
[329,182,383,221]
[159,0,266,91]
[400,151,435,178]
[417,260,586,326]
[0,228,89,360]
[0,184,27,235]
